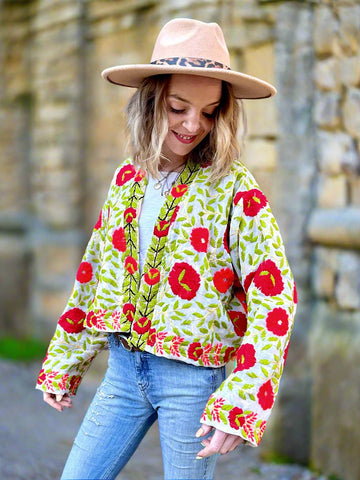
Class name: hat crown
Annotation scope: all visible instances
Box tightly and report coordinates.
[150,18,231,67]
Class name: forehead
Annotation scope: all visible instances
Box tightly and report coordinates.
[168,74,222,103]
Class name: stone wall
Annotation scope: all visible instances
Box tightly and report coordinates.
[308,3,360,480]
[1,1,360,479]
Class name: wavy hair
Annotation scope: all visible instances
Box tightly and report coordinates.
[125,74,246,180]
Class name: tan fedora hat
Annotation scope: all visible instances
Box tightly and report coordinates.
[102,18,276,99]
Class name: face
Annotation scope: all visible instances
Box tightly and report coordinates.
[161,74,222,167]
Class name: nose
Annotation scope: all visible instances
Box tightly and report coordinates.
[182,110,201,133]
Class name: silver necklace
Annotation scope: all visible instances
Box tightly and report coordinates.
[154,164,186,196]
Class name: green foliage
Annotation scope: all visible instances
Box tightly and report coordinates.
[0,336,47,362]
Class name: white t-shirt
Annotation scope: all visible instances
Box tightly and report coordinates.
[138,172,179,273]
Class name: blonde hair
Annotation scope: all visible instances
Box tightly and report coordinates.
[125,75,246,180]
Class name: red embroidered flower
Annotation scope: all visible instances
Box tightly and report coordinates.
[234,344,256,372]
[37,369,45,385]
[190,227,209,253]
[154,220,171,238]
[234,285,247,313]
[147,328,156,346]
[224,346,236,363]
[123,303,135,322]
[58,373,69,391]
[134,169,146,182]
[133,316,151,334]
[283,342,290,365]
[168,262,201,300]
[234,189,267,217]
[228,311,247,337]
[144,268,161,286]
[244,271,255,293]
[76,261,93,283]
[228,407,245,430]
[213,268,234,293]
[94,210,102,230]
[112,227,127,252]
[254,260,284,296]
[86,310,106,330]
[294,282,298,304]
[170,205,180,224]
[124,207,137,223]
[266,308,289,336]
[257,380,275,410]
[69,375,82,394]
[171,184,188,198]
[223,225,230,253]
[201,160,212,168]
[116,164,136,186]
[125,256,138,274]
[59,307,86,334]
[188,342,203,361]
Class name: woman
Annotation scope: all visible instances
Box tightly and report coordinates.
[37,18,297,480]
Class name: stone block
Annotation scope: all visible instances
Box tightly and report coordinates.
[349,177,360,205]
[310,303,360,480]
[340,55,360,87]
[0,234,30,336]
[314,91,341,129]
[314,57,340,91]
[338,4,360,55]
[344,88,360,139]
[308,207,360,249]
[313,4,338,56]
[243,139,277,172]
[316,174,347,209]
[317,131,353,175]
[335,251,360,310]
[311,247,338,299]
[32,241,82,289]
[243,43,277,137]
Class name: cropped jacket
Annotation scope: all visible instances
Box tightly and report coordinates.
[36,157,297,446]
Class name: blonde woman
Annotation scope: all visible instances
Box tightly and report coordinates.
[37,18,297,480]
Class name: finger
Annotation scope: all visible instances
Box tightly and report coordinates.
[195,424,213,438]
[228,437,245,452]
[197,430,227,458]
[43,393,63,412]
[43,393,72,411]
[218,435,240,455]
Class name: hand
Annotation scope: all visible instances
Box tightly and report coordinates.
[43,392,72,412]
[195,425,245,459]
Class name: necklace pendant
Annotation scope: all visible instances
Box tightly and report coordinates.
[154,181,162,190]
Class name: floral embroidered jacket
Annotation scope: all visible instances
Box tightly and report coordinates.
[36,157,297,446]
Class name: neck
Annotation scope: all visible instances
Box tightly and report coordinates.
[159,154,187,172]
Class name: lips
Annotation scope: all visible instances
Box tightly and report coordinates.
[173,131,197,144]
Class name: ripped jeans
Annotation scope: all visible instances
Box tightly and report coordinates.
[60,334,225,480]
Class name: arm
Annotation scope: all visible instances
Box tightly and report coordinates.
[36,169,120,401]
[199,173,297,449]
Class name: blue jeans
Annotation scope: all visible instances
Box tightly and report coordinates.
[61,334,225,480]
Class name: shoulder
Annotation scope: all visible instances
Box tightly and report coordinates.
[230,159,260,192]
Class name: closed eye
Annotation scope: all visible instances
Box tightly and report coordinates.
[170,107,185,114]
[203,111,217,119]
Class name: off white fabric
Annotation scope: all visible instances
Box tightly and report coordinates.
[139,172,179,273]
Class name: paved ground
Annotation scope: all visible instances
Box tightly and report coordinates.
[0,356,328,480]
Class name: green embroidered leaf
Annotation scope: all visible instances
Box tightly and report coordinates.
[219,411,228,424]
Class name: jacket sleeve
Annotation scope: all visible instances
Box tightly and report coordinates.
[201,169,297,446]
[35,169,119,396]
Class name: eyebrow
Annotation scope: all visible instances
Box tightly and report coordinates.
[168,94,221,107]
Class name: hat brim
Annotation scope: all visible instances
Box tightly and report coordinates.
[101,64,276,99]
